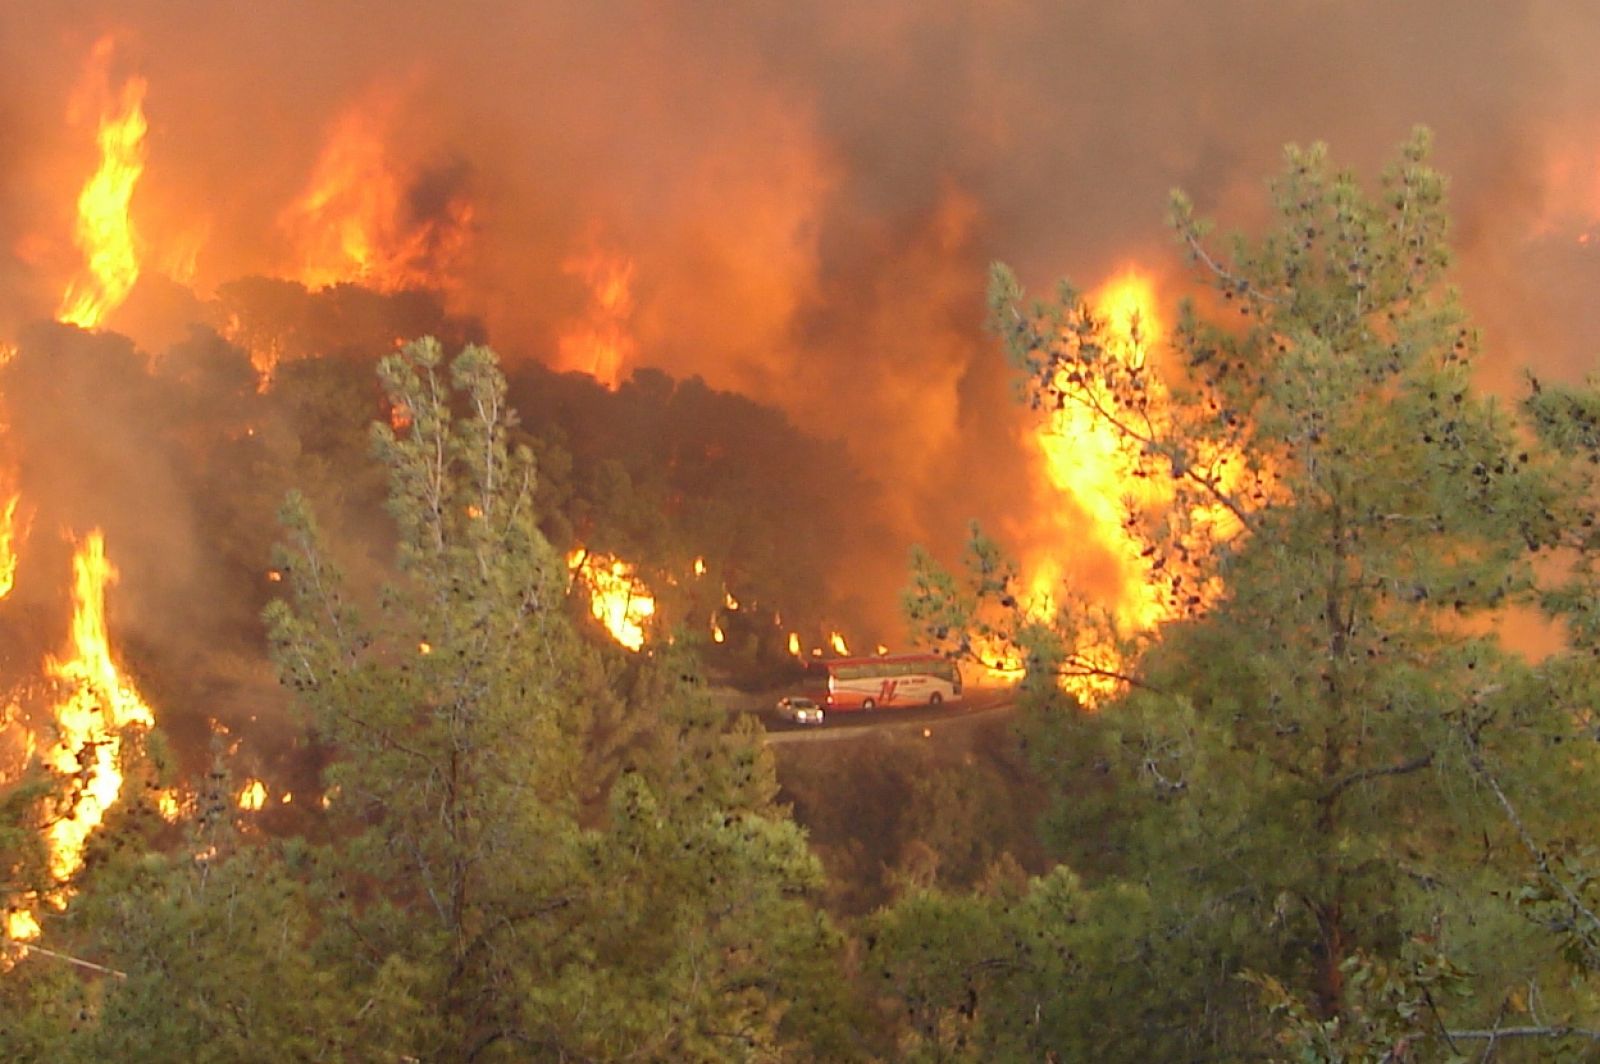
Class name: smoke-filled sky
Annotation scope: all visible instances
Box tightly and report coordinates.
[4,1,1600,640]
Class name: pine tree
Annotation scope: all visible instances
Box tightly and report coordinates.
[903,130,1600,1057]
[266,338,841,1060]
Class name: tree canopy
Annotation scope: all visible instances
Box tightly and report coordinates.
[897,129,1600,1058]
[2,339,846,1062]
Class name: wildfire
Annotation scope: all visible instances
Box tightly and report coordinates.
[0,493,20,600]
[38,532,157,881]
[1009,271,1171,699]
[1030,272,1170,624]
[7,532,158,943]
[237,779,267,811]
[711,619,726,643]
[829,631,849,655]
[1013,268,1241,701]
[567,549,656,651]
[557,240,638,388]
[280,95,472,294]
[788,632,801,657]
[57,39,147,330]
[6,908,41,944]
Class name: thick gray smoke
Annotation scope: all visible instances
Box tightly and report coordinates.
[1,1,1597,646]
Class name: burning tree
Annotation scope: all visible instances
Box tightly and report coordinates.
[890,130,1600,1057]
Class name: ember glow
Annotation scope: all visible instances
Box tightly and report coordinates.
[567,549,656,651]
[56,39,147,330]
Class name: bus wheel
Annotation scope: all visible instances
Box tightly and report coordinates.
[928,692,943,706]
[861,698,876,711]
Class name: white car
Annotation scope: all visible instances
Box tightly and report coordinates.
[776,696,825,725]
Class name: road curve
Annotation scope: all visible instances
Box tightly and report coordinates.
[760,691,1016,745]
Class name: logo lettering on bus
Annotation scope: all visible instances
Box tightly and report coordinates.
[879,679,898,703]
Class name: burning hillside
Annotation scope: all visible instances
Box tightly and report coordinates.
[5,7,1600,942]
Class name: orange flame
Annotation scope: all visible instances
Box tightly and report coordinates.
[6,908,41,944]
[1028,271,1170,628]
[1011,270,1170,700]
[1015,268,1241,701]
[281,95,472,294]
[0,493,20,600]
[567,549,655,651]
[829,631,849,655]
[38,532,156,881]
[788,632,801,657]
[57,41,147,330]
[557,240,637,388]
[237,778,267,811]
[711,619,726,643]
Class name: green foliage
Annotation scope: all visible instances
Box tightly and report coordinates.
[261,337,841,1059]
[898,130,1600,1056]
[1246,942,1474,1063]
[505,362,886,671]
[865,865,1209,1061]
[0,769,54,931]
